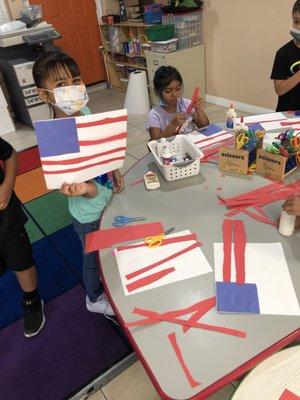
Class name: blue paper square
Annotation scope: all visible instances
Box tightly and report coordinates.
[199,124,223,137]
[216,281,260,314]
[34,118,80,157]
[246,122,263,132]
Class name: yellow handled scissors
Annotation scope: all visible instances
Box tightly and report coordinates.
[236,133,249,149]
[247,162,256,174]
[144,227,175,248]
[255,130,265,139]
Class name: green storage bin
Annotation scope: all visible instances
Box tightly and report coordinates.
[146,24,175,41]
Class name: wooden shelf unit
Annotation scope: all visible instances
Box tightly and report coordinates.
[99,21,150,91]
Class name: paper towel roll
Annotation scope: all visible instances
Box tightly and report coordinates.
[124,70,150,115]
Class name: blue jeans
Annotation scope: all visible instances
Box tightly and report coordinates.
[72,217,103,302]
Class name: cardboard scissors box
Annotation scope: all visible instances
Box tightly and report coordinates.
[218,147,249,175]
[256,149,298,181]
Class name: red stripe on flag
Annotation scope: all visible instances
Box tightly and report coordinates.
[125,242,200,280]
[233,220,246,285]
[79,131,127,146]
[126,267,175,292]
[76,115,128,128]
[43,156,125,174]
[42,147,126,165]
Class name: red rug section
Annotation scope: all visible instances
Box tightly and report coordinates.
[17,146,41,175]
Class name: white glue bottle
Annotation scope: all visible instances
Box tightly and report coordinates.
[156,138,170,160]
[234,116,247,136]
[278,210,296,236]
[226,103,237,130]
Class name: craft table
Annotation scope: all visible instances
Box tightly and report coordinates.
[98,155,300,400]
[231,345,300,399]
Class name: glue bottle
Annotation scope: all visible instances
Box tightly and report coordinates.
[162,148,173,165]
[226,103,237,130]
[278,210,296,236]
[234,116,247,136]
[156,138,170,160]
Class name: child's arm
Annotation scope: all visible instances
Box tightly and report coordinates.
[192,97,209,128]
[150,113,187,140]
[60,181,98,198]
[112,169,124,193]
[0,149,18,210]
[274,70,300,96]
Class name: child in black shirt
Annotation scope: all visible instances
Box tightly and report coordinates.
[271,0,300,111]
[0,138,45,337]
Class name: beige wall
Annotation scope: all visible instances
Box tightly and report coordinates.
[203,0,294,110]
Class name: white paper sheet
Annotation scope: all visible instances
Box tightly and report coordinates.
[214,243,300,316]
[186,130,233,149]
[115,230,212,295]
[261,119,300,131]
[236,112,286,124]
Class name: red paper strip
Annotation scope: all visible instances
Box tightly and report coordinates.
[222,220,233,282]
[186,87,200,115]
[125,242,200,280]
[202,138,235,160]
[43,156,125,174]
[168,332,201,388]
[132,308,247,338]
[85,222,164,252]
[117,233,198,251]
[129,177,144,187]
[279,389,300,400]
[126,267,175,292]
[280,120,300,126]
[76,115,128,128]
[126,297,216,328]
[182,297,216,333]
[79,131,127,145]
[241,208,277,227]
[233,220,246,284]
[41,147,126,165]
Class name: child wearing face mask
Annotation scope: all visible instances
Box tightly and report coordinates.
[271,0,300,111]
[147,66,209,140]
[33,51,124,316]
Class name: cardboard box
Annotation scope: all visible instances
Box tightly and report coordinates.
[256,149,298,181]
[218,147,249,175]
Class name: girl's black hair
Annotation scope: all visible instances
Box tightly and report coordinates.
[293,0,300,13]
[153,66,183,97]
[32,50,80,88]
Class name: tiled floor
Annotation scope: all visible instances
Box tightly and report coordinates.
[8,87,245,400]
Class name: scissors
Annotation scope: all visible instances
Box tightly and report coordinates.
[248,162,256,174]
[296,151,300,166]
[255,130,265,139]
[236,133,249,149]
[291,135,300,149]
[144,227,175,248]
[266,144,279,154]
[278,145,289,157]
[112,215,146,227]
[277,129,294,142]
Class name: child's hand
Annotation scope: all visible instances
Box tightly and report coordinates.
[113,170,124,193]
[283,196,300,216]
[60,182,97,197]
[192,97,205,114]
[171,113,187,131]
[0,183,13,210]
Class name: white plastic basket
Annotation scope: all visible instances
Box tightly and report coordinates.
[148,134,203,181]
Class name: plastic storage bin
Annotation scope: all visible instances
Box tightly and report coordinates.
[162,10,203,49]
[146,24,175,41]
[148,135,203,181]
[149,38,178,53]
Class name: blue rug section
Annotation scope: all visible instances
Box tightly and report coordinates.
[0,224,83,330]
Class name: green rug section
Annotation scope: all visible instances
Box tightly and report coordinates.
[24,190,72,243]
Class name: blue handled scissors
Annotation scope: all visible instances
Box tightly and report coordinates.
[112,215,146,227]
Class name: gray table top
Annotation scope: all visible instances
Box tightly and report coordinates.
[99,152,300,400]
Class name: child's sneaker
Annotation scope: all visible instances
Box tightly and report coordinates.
[23,298,45,338]
[86,293,115,316]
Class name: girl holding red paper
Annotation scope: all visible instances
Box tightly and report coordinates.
[147,66,209,140]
